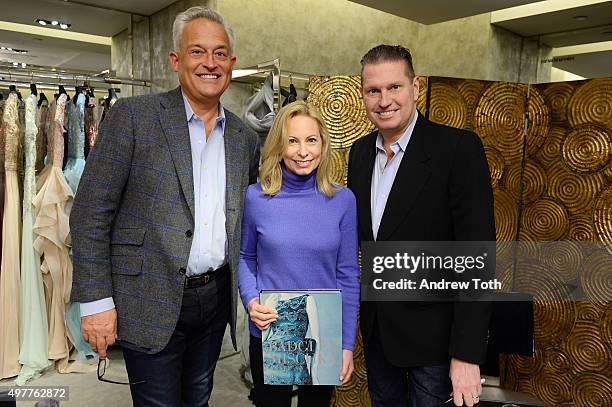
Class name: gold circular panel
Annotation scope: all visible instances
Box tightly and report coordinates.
[548,160,605,216]
[541,240,583,283]
[522,198,569,241]
[562,124,610,174]
[546,348,572,373]
[493,188,518,242]
[429,82,467,129]
[474,83,549,164]
[576,301,603,321]
[330,148,349,186]
[569,215,596,241]
[484,146,504,187]
[308,76,374,149]
[542,82,574,123]
[417,76,427,114]
[593,185,612,248]
[514,259,575,346]
[505,159,547,205]
[571,373,612,407]
[601,303,612,348]
[580,250,612,303]
[568,78,612,129]
[536,127,566,166]
[532,368,571,405]
[566,320,609,373]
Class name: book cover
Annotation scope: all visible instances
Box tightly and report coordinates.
[260,289,342,386]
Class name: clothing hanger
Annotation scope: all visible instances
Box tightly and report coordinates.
[73,85,82,104]
[86,87,96,107]
[38,92,48,107]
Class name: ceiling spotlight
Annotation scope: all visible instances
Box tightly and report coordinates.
[38,19,47,25]
[12,62,18,66]
[573,15,588,21]
[21,63,26,68]
[0,47,5,50]
[51,20,59,26]
[60,23,68,29]
[7,48,12,51]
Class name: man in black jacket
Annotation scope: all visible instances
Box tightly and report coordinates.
[347,45,495,407]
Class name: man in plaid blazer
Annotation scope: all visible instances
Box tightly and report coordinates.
[70,7,259,406]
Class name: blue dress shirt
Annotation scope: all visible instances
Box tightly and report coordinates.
[371,111,418,240]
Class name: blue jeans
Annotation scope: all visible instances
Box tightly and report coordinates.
[122,271,230,407]
[364,327,452,407]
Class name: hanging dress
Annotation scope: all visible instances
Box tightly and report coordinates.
[63,94,86,193]
[242,73,276,146]
[0,93,22,379]
[16,94,51,385]
[84,96,102,159]
[33,94,73,370]
[35,99,49,174]
[0,99,5,258]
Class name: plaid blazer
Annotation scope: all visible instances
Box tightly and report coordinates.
[70,87,260,353]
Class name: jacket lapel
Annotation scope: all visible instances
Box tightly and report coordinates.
[354,133,377,242]
[223,113,245,238]
[160,87,195,219]
[376,115,432,241]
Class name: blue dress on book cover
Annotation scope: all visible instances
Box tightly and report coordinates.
[260,290,342,385]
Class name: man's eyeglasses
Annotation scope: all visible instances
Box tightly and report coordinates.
[97,358,146,386]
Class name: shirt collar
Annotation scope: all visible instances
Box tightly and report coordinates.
[375,110,419,153]
[182,92,226,131]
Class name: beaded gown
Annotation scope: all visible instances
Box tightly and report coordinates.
[63,93,86,193]
[0,93,22,379]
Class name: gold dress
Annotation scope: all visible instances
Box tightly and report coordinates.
[33,94,74,369]
[0,93,22,379]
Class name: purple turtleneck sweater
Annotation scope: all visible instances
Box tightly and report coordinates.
[238,167,360,350]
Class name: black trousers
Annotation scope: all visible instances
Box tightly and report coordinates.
[122,271,230,407]
[249,335,334,407]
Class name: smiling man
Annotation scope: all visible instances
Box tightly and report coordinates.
[347,45,495,407]
[70,7,259,407]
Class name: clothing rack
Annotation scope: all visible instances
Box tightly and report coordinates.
[231,59,311,112]
[0,63,150,92]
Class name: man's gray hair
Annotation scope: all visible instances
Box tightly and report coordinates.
[172,6,234,53]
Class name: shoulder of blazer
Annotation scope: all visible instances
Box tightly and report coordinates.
[350,129,377,155]
[225,109,259,144]
[416,114,482,156]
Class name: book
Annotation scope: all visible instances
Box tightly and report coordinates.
[260,289,342,385]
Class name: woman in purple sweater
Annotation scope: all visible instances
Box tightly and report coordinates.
[238,100,360,407]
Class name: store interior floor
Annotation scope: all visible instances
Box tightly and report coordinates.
[1,328,257,407]
[1,329,545,407]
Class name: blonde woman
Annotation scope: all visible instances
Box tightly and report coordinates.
[238,101,359,407]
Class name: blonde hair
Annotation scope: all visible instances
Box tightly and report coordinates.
[260,101,338,197]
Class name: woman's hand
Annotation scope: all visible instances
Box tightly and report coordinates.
[339,349,354,384]
[247,298,278,331]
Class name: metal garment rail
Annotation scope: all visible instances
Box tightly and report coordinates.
[0,64,150,89]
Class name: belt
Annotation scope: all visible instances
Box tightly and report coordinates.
[184,264,229,288]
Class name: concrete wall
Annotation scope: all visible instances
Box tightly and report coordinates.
[111,0,553,103]
[217,0,420,76]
